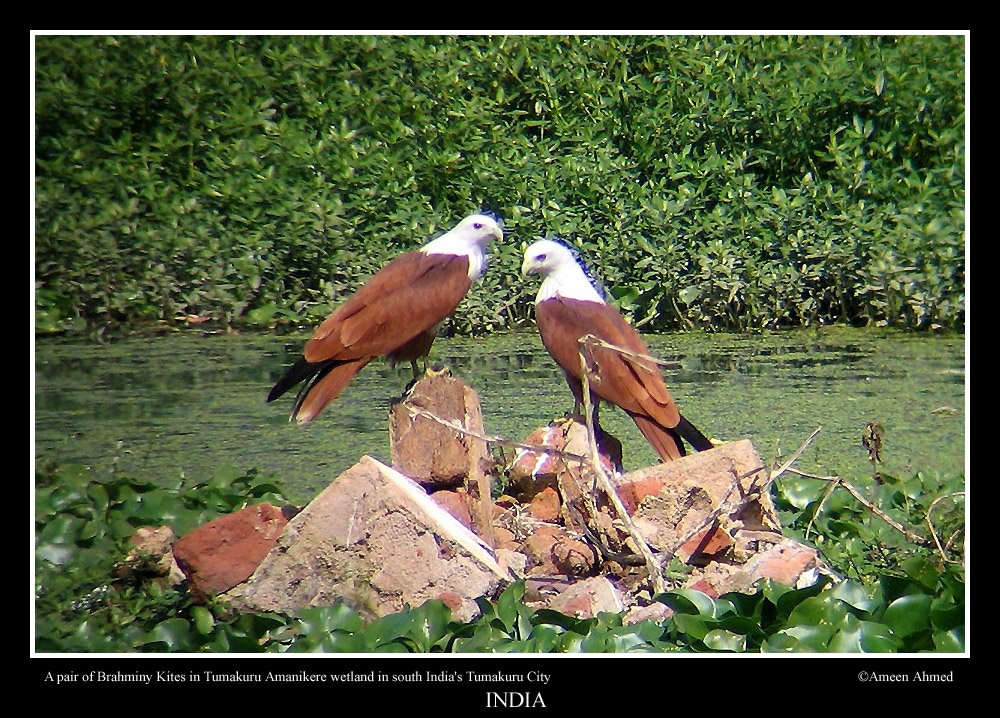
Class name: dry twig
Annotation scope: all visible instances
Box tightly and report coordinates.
[785,467,931,546]
[578,336,667,594]
[926,492,965,565]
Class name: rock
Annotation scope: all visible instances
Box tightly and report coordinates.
[675,524,736,564]
[615,439,779,557]
[518,523,597,577]
[221,456,511,622]
[543,576,624,618]
[525,486,561,522]
[520,524,567,576]
[389,373,495,547]
[389,373,485,489]
[117,526,185,587]
[507,419,622,502]
[607,439,828,597]
[623,602,674,625]
[741,535,823,587]
[173,503,290,600]
[431,489,474,531]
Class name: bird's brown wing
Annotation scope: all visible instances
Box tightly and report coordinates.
[535,297,682,428]
[304,252,473,363]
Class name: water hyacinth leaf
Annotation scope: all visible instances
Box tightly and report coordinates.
[882,593,933,637]
[767,624,835,652]
[775,575,831,619]
[191,605,216,635]
[932,627,964,653]
[450,620,499,653]
[703,629,747,652]
[35,543,75,566]
[828,616,901,653]
[38,514,85,545]
[673,613,711,640]
[140,617,193,651]
[658,588,717,617]
[901,555,942,589]
[830,580,880,614]
[787,594,839,626]
[774,475,826,511]
[296,604,365,636]
[930,596,964,632]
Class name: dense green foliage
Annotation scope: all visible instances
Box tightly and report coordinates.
[34,459,964,653]
[35,35,964,335]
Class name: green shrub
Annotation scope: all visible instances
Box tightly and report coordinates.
[35,35,964,334]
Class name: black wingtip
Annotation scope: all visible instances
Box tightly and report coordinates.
[267,356,316,404]
[676,414,714,452]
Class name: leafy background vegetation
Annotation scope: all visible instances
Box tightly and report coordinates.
[35,35,965,335]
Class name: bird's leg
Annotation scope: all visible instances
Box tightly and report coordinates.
[410,358,422,381]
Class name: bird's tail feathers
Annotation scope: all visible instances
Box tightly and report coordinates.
[267,357,317,403]
[628,412,685,462]
[291,357,371,424]
[675,414,713,452]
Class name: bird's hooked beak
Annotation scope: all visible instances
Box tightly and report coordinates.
[521,255,538,277]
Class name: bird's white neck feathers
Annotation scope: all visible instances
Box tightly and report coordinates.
[522,239,606,304]
[421,214,502,281]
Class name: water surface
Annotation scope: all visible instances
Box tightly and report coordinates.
[34,327,966,504]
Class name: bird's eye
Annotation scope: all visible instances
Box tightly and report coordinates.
[536,253,547,261]
[473,222,483,229]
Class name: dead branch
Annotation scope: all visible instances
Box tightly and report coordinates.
[402,404,590,464]
[926,492,965,565]
[578,338,666,594]
[769,427,823,483]
[785,467,931,546]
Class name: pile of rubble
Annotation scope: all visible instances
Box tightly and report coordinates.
[125,373,826,624]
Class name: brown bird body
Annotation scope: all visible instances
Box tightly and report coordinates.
[523,239,711,462]
[269,214,503,424]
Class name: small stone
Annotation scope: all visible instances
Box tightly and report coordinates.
[174,504,290,600]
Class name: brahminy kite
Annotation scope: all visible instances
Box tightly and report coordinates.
[268,213,504,424]
[522,238,712,462]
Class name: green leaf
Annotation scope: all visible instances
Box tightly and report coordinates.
[139,618,193,651]
[932,627,964,653]
[703,629,747,652]
[191,606,216,635]
[882,594,932,638]
[657,588,717,617]
[830,580,879,614]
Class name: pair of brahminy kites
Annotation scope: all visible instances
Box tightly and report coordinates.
[267,213,712,463]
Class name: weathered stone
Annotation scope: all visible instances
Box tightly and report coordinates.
[615,439,778,558]
[742,536,823,587]
[118,526,185,587]
[431,489,474,531]
[551,535,598,576]
[679,535,824,597]
[221,456,511,622]
[518,523,597,577]
[495,547,529,579]
[526,486,561,522]
[543,576,624,618]
[676,524,736,564]
[173,504,290,599]
[389,373,495,547]
[389,373,484,489]
[623,602,674,625]
[492,526,521,552]
[507,420,622,502]
[520,524,565,576]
